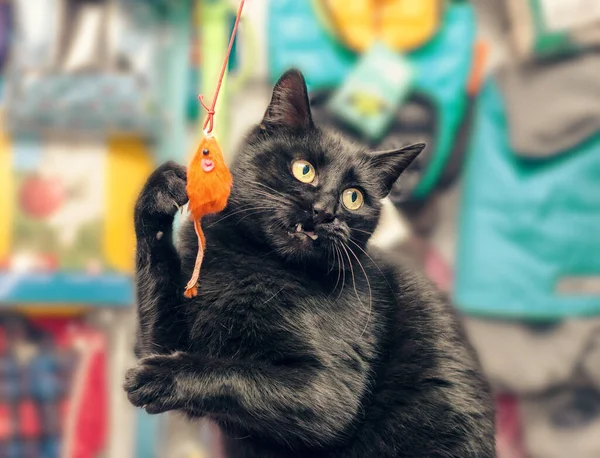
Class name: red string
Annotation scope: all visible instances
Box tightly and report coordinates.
[199,0,246,135]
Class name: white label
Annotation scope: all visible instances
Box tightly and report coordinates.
[540,0,600,32]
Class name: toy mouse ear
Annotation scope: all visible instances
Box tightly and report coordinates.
[260,69,314,132]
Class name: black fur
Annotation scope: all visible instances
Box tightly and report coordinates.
[125,70,495,457]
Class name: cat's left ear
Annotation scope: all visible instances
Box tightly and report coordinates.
[260,69,314,132]
[369,143,426,195]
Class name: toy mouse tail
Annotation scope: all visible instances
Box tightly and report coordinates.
[184,219,205,298]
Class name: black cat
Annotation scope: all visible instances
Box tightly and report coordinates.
[125,70,495,458]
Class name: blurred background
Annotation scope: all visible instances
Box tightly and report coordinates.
[1,0,600,457]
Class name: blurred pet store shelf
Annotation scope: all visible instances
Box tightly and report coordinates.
[0,0,196,457]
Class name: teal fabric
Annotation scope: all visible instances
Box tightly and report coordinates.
[455,79,600,318]
[267,2,476,198]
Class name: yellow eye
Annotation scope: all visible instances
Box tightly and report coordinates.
[291,160,316,184]
[342,188,364,211]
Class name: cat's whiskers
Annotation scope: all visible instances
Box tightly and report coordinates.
[208,206,275,226]
[248,186,290,204]
[352,228,374,236]
[335,246,344,295]
[249,181,291,201]
[326,248,334,274]
[267,218,289,234]
[327,245,343,299]
[339,242,363,310]
[335,242,346,301]
[236,209,270,225]
[221,201,257,212]
[348,237,393,291]
[345,243,373,338]
[262,287,285,306]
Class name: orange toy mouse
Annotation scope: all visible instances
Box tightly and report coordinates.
[184,135,232,298]
[183,0,244,298]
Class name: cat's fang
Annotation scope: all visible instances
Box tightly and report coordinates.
[295,223,303,232]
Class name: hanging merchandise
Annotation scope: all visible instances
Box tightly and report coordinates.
[311,40,486,205]
[495,52,600,159]
[0,314,108,457]
[313,0,443,53]
[463,317,600,457]
[267,0,481,203]
[154,0,192,164]
[0,0,12,77]
[463,317,600,394]
[455,74,600,318]
[495,394,527,458]
[521,386,600,458]
[10,141,105,272]
[326,43,415,142]
[3,0,171,139]
[187,0,255,127]
[506,0,600,60]
[0,137,151,305]
[186,0,202,123]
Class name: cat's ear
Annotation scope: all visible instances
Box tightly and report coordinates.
[260,69,314,132]
[369,143,426,195]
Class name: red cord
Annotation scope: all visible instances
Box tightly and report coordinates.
[199,0,246,135]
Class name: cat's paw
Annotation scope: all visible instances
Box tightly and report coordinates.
[135,161,188,226]
[124,354,181,414]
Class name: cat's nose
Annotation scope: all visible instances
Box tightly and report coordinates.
[313,208,335,225]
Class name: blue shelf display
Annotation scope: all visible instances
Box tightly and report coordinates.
[0,272,133,306]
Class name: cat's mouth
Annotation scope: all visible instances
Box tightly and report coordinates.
[287,222,319,241]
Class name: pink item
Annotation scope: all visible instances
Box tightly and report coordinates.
[496,394,527,458]
[424,246,453,292]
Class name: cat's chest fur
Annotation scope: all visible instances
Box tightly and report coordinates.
[181,234,385,369]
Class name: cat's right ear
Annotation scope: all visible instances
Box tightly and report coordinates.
[260,69,314,132]
[369,143,426,196]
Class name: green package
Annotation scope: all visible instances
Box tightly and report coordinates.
[327,42,414,142]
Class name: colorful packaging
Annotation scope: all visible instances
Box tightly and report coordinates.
[3,0,167,138]
[327,43,414,142]
[9,140,106,274]
[507,0,600,59]
[314,0,443,53]
[0,315,107,458]
[0,136,150,305]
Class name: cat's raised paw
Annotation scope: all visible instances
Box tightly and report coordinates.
[124,354,181,414]
[135,161,188,226]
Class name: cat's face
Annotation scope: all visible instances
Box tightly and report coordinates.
[228,70,424,264]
